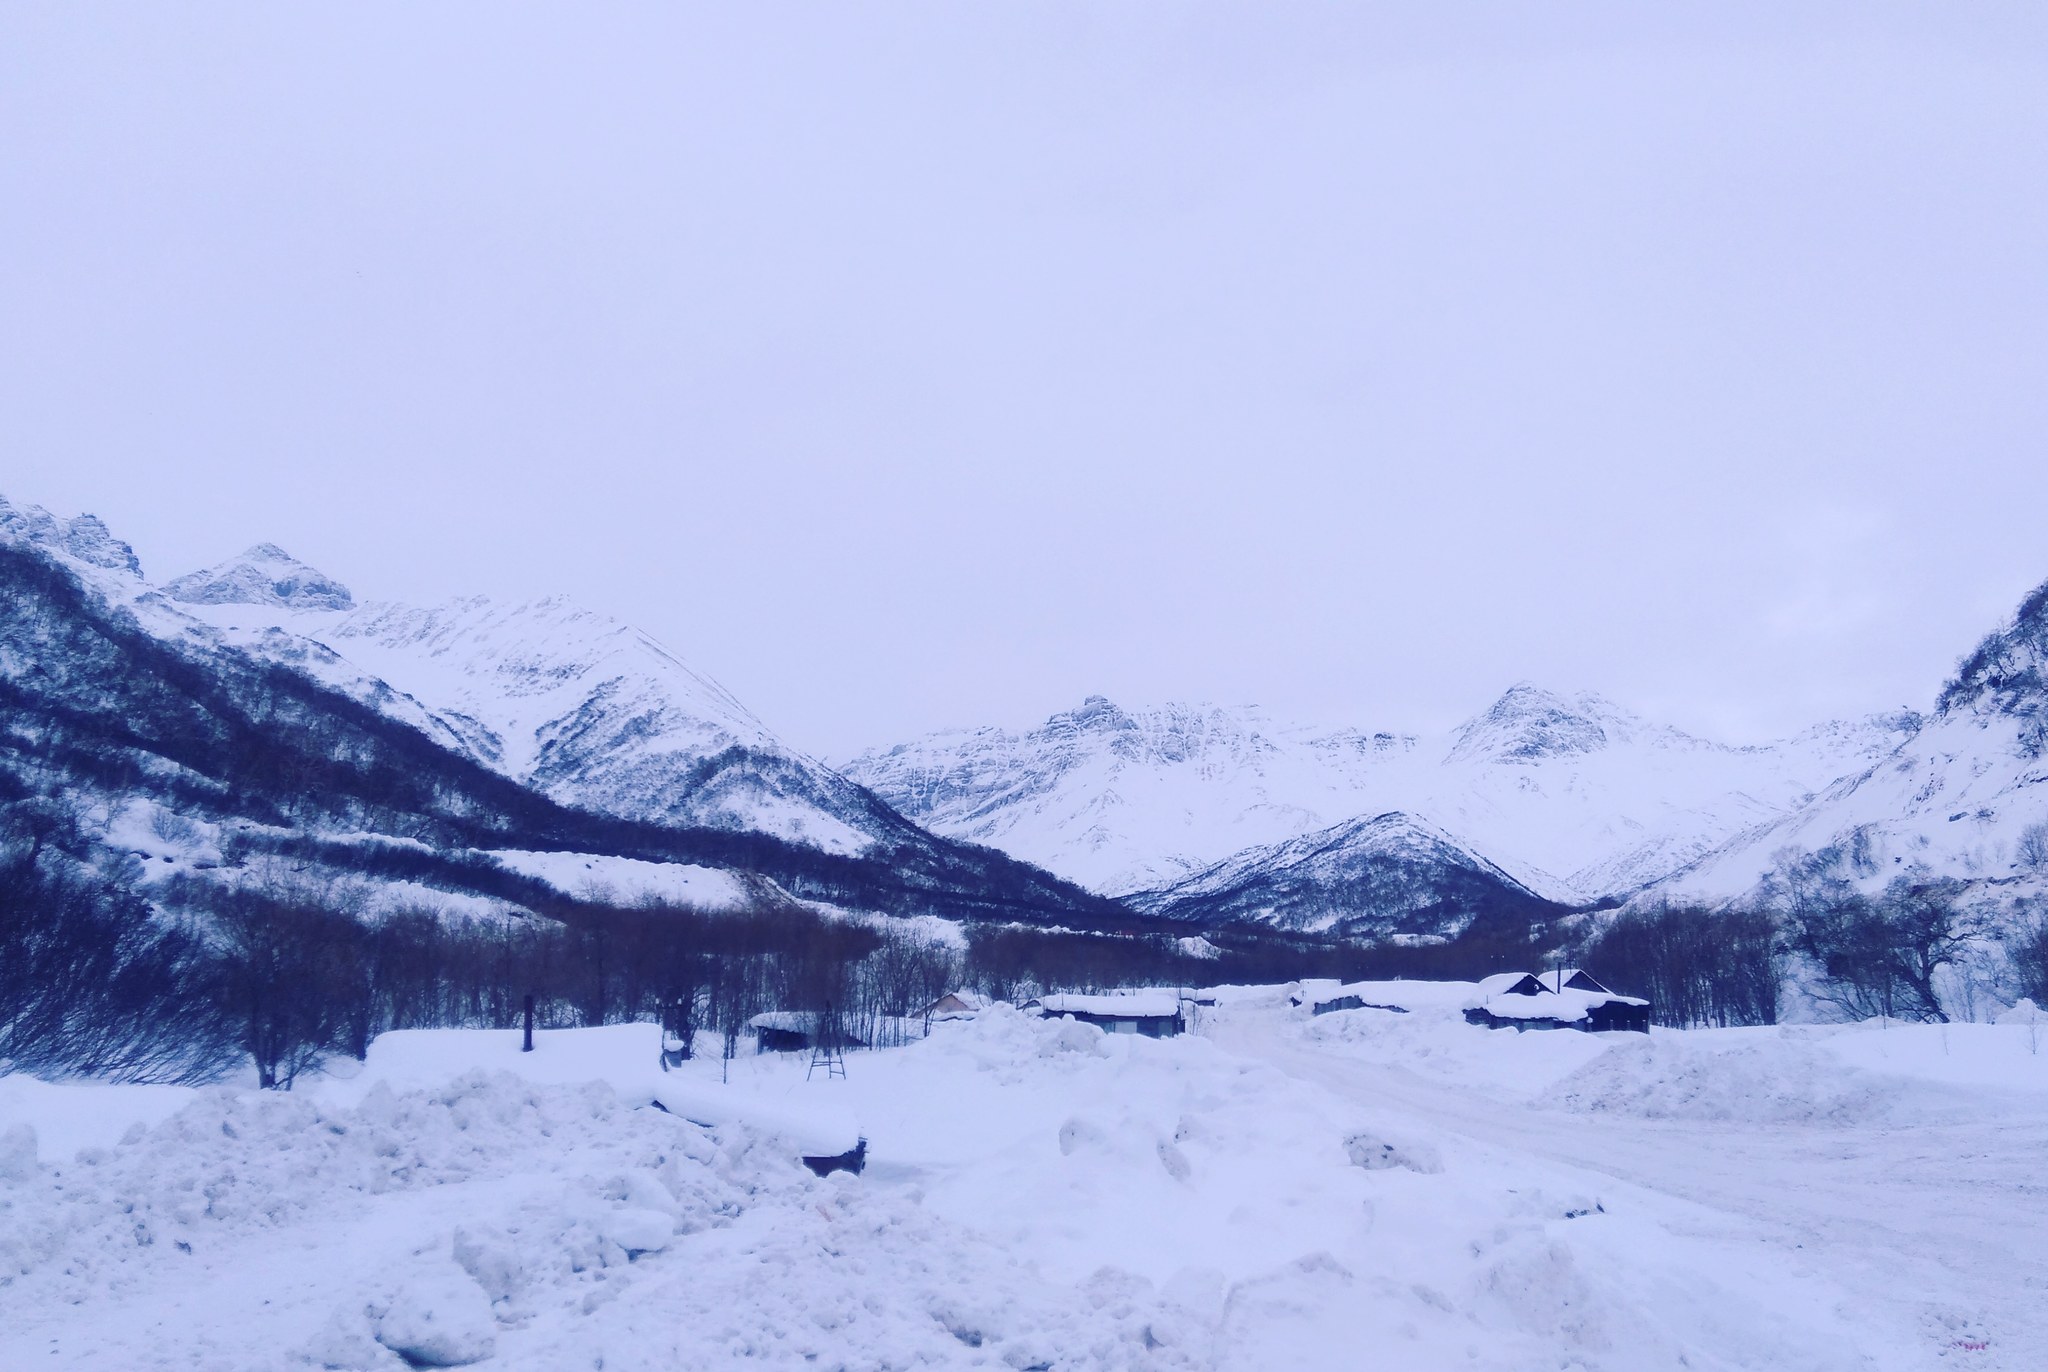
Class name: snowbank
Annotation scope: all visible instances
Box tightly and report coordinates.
[1549,1021,2048,1126]
[9,998,2047,1368]
[0,1075,200,1165]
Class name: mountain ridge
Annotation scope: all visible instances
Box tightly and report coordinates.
[0,499,1130,929]
[842,687,1917,903]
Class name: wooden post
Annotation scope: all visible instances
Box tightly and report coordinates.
[522,994,535,1052]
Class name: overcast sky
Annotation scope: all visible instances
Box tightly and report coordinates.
[5,4,2045,758]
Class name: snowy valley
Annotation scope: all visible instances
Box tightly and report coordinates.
[7,495,2048,1369]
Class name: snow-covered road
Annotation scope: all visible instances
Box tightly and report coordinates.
[1221,1014,2048,1369]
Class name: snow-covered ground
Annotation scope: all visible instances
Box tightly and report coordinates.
[5,995,2047,1370]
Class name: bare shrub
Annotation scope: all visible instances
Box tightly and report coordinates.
[0,843,234,1083]
[2017,822,2048,875]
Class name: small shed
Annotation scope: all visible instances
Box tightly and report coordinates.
[1023,991,1186,1038]
[749,1011,870,1055]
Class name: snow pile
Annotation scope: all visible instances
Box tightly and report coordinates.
[1550,1021,2048,1126]
[0,1061,1200,1370]
[10,1000,2047,1368]
[1548,1033,1899,1125]
[0,1072,733,1309]
[1297,998,1612,1099]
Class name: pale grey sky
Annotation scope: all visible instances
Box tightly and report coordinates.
[5,4,2045,757]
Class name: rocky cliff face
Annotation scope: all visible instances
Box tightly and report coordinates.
[164,544,355,611]
[0,496,143,577]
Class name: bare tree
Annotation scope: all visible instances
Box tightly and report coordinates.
[1581,903,1781,1028]
[1788,872,1987,1023]
[2017,822,2048,875]
[2008,908,2048,1007]
[210,875,371,1088]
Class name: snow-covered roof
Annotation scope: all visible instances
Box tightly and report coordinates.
[1026,991,1184,1019]
[1312,979,1481,1013]
[1474,972,1547,998]
[1478,987,1647,1021]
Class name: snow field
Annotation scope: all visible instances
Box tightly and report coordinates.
[5,995,2048,1368]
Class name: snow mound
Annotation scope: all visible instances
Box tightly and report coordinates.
[0,1072,739,1305]
[1343,1128,1444,1174]
[1298,999,1612,1099]
[369,1258,498,1366]
[1548,1035,1897,1125]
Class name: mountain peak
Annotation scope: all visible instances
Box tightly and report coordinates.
[1446,682,1615,764]
[164,543,354,611]
[0,497,144,577]
[1051,694,1136,735]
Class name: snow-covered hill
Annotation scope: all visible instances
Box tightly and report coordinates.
[843,688,1916,903]
[0,497,1121,927]
[1649,578,2048,907]
[1125,811,1564,940]
[0,504,922,861]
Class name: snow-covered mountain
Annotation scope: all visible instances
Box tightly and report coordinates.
[1648,578,2048,907]
[1125,810,1564,941]
[159,545,898,855]
[843,689,1916,902]
[0,498,1119,927]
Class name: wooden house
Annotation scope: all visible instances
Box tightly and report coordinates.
[1463,972,1650,1034]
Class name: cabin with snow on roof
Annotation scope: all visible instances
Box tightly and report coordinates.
[1462,972,1649,1034]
